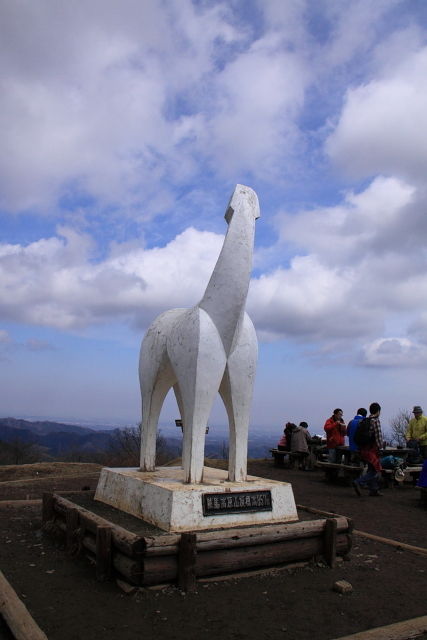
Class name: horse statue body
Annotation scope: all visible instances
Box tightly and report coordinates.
[139,184,260,483]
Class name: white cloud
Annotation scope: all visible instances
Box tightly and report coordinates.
[252,174,427,361]
[1,0,420,220]
[326,46,427,183]
[278,176,416,262]
[0,226,223,330]
[0,1,318,216]
[248,255,363,340]
[362,337,427,367]
[318,0,402,68]
[1,170,426,368]
[201,36,309,178]
[0,1,245,212]
[1,0,427,379]
[259,0,398,68]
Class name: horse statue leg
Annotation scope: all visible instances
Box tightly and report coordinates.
[139,309,183,470]
[219,313,258,482]
[168,307,226,483]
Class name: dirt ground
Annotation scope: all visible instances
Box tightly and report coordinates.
[0,460,426,640]
[0,462,102,502]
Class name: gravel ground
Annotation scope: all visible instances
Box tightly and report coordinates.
[0,460,426,640]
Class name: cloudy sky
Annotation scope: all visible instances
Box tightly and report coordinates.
[1,0,427,436]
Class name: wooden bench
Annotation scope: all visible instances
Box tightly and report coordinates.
[404,465,422,484]
[269,449,308,469]
[315,460,363,483]
[316,461,423,488]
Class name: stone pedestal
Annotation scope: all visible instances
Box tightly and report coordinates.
[95,466,298,532]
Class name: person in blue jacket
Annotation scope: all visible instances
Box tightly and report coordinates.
[418,460,427,488]
[347,408,367,463]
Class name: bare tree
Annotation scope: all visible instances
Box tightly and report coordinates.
[105,424,174,466]
[389,409,411,446]
[0,438,44,465]
[106,426,140,465]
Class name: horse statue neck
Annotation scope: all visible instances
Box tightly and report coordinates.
[199,184,260,355]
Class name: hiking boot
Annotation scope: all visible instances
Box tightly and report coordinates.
[352,480,361,497]
[369,491,383,497]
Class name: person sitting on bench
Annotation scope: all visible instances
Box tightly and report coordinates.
[277,430,287,451]
[290,422,311,470]
[277,422,293,451]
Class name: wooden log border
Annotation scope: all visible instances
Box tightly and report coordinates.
[332,614,427,640]
[178,533,197,592]
[323,517,337,568]
[353,530,427,558]
[96,526,112,582]
[42,492,352,589]
[0,570,48,640]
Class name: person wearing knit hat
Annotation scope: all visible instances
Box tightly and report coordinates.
[406,406,427,459]
[290,422,311,470]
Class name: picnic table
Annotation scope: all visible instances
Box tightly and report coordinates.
[270,439,323,470]
[315,460,362,483]
[335,445,412,465]
[319,446,420,486]
[269,449,301,467]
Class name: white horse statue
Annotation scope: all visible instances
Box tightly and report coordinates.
[139,184,260,483]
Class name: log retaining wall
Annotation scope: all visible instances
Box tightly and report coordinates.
[42,492,352,590]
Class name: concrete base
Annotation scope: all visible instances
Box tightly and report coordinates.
[95,466,298,532]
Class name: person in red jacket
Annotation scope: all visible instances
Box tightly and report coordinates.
[324,408,346,463]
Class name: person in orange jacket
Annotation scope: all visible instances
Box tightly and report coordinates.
[324,408,346,463]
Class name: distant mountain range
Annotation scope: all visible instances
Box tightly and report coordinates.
[0,417,96,436]
[0,417,276,459]
[0,417,114,456]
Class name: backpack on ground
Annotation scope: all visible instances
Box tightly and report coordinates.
[380,455,404,469]
[353,417,375,447]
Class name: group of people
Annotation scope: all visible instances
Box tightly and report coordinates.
[278,403,427,497]
[324,403,383,496]
[323,403,427,497]
[277,421,312,470]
